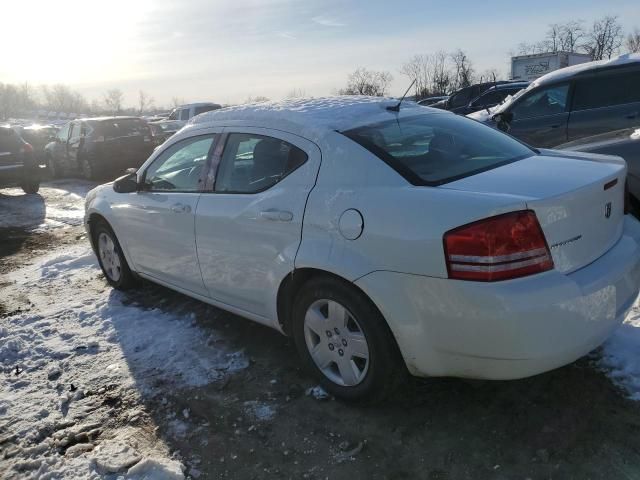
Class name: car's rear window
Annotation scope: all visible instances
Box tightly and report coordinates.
[0,127,21,150]
[99,119,149,138]
[342,113,534,186]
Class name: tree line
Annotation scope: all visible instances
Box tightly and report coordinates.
[340,15,640,100]
[2,15,639,120]
[0,84,180,120]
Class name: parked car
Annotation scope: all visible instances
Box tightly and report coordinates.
[84,97,640,402]
[456,82,529,116]
[0,125,40,193]
[417,95,449,107]
[148,120,183,146]
[468,53,640,148]
[45,117,155,180]
[557,128,640,209]
[18,125,59,164]
[165,102,221,125]
[445,81,513,113]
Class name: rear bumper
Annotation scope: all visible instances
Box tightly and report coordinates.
[356,215,640,380]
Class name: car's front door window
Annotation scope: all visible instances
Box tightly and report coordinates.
[143,135,215,192]
[214,133,308,193]
[511,84,569,120]
[57,123,71,142]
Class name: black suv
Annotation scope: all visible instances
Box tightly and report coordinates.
[470,55,640,148]
[445,81,513,113]
[0,126,40,194]
[456,82,529,116]
[45,117,154,180]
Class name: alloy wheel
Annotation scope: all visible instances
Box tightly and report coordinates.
[98,232,122,282]
[303,299,370,386]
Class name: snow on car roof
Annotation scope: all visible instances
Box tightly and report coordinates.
[188,96,440,140]
[533,53,640,88]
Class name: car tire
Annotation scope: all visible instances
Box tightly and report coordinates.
[93,220,136,290]
[292,276,406,403]
[21,180,40,194]
[81,158,95,181]
[47,156,59,179]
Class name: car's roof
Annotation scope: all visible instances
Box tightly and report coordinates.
[533,53,640,88]
[188,96,445,141]
[177,102,221,108]
[489,82,530,91]
[83,116,144,122]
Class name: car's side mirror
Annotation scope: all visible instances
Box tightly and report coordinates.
[493,111,513,132]
[113,172,139,193]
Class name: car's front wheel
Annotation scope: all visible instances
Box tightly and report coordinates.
[81,158,95,180]
[46,155,59,179]
[292,276,405,403]
[93,221,135,290]
[21,179,40,194]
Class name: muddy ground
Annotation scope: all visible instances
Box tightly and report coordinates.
[2,184,640,480]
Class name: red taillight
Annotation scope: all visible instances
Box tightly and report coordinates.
[21,143,34,153]
[443,210,554,282]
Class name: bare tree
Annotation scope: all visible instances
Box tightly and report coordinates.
[478,68,502,83]
[104,89,124,115]
[559,21,585,52]
[244,96,270,104]
[400,54,432,98]
[0,83,20,119]
[286,88,307,98]
[583,16,623,60]
[430,51,451,95]
[450,49,474,90]
[138,90,154,114]
[339,67,393,96]
[171,97,185,109]
[627,28,640,53]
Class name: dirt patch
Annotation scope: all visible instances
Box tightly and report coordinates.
[0,226,84,275]
[2,182,640,479]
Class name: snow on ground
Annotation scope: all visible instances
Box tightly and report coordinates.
[601,304,640,400]
[0,243,248,478]
[0,180,93,230]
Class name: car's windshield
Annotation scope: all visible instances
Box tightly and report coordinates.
[494,84,533,113]
[100,119,149,138]
[342,113,535,186]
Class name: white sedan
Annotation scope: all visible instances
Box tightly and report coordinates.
[84,97,640,402]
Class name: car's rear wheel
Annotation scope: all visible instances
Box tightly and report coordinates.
[81,158,95,180]
[292,276,405,403]
[21,180,40,194]
[47,155,59,179]
[93,221,135,290]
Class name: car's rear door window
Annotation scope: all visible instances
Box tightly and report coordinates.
[100,119,149,139]
[572,70,640,111]
[510,84,570,120]
[0,128,20,151]
[215,133,308,193]
[342,113,534,186]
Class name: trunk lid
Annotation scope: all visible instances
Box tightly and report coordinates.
[440,153,626,273]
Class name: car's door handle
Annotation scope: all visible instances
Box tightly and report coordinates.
[259,209,293,222]
[550,124,561,129]
[171,203,191,213]
[625,112,638,120]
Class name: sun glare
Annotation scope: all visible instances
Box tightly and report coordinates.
[0,0,152,85]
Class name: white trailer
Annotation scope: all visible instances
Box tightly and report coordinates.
[511,52,591,81]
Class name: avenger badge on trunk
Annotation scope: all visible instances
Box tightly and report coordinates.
[605,202,612,219]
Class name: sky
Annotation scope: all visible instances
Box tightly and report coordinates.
[1,0,639,108]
